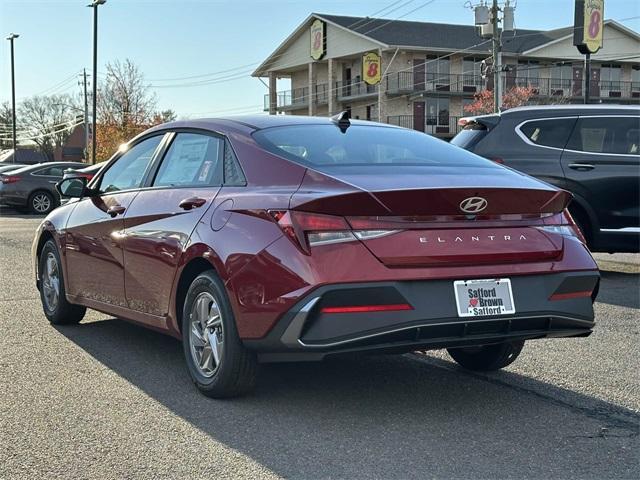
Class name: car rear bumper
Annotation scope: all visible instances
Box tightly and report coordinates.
[243,270,599,360]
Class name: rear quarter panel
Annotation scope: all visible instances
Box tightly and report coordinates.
[473,116,569,190]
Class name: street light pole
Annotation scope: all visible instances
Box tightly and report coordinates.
[81,69,89,159]
[6,33,19,162]
[88,0,106,164]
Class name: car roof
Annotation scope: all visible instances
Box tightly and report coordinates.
[151,115,399,133]
[501,104,640,118]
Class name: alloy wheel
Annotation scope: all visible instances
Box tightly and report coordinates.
[32,193,51,213]
[42,252,60,312]
[189,292,224,377]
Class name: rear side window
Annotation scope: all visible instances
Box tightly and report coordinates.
[223,140,246,186]
[33,166,66,177]
[153,133,222,187]
[566,116,640,155]
[253,124,497,169]
[518,118,576,149]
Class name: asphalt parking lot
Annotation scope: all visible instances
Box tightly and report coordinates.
[0,211,638,479]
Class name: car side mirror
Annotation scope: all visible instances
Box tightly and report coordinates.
[56,177,88,198]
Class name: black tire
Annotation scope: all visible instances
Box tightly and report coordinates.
[182,270,258,398]
[29,190,56,215]
[447,340,524,371]
[39,239,86,325]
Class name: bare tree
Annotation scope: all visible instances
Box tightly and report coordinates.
[94,59,175,161]
[18,94,81,160]
[98,59,157,128]
[0,101,14,151]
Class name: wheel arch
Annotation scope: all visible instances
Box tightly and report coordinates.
[34,229,55,289]
[567,194,598,245]
[170,246,228,336]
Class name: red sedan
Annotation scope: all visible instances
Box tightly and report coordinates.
[33,114,599,397]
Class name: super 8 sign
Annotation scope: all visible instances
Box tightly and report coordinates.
[573,0,604,54]
[362,52,381,85]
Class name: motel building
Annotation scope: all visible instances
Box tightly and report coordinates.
[253,14,640,139]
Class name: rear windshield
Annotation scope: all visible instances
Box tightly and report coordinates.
[450,125,488,150]
[253,125,497,169]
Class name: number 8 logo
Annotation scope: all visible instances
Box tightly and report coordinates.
[589,10,601,39]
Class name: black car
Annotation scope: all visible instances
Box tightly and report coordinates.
[452,105,640,253]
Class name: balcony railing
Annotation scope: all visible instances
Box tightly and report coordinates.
[263,83,328,111]
[387,115,463,137]
[386,72,484,95]
[336,80,379,101]
[385,72,640,100]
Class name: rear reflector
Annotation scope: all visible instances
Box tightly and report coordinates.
[321,303,413,314]
[549,290,593,301]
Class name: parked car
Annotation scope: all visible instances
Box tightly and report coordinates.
[0,163,27,174]
[0,162,85,214]
[33,114,599,398]
[451,105,640,253]
[63,162,105,182]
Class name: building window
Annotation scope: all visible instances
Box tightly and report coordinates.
[632,66,640,93]
[601,64,622,91]
[550,64,572,90]
[426,97,449,126]
[462,57,483,88]
[517,60,540,87]
[426,55,450,85]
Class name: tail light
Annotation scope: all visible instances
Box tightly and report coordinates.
[0,175,20,184]
[268,210,399,254]
[537,210,586,243]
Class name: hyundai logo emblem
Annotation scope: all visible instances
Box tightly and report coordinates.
[459,197,488,214]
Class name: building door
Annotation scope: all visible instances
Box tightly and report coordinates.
[413,59,425,91]
[506,64,516,89]
[590,68,601,98]
[344,67,352,97]
[572,67,583,97]
[413,102,425,132]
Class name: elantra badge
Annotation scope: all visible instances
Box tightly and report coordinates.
[459,197,488,214]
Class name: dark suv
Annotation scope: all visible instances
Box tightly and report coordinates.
[452,105,640,253]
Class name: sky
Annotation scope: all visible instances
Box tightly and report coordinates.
[1,0,639,119]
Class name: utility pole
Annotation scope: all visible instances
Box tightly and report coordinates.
[490,0,502,112]
[6,33,19,162]
[473,1,514,113]
[584,53,591,104]
[81,69,89,160]
[89,0,106,164]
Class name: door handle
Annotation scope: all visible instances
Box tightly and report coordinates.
[179,197,207,210]
[107,205,126,217]
[568,163,595,171]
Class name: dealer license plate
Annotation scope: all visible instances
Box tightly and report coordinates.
[453,278,516,318]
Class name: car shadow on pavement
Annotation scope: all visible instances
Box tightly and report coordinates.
[55,318,640,479]
[597,270,640,309]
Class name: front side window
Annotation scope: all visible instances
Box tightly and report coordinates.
[99,135,162,193]
[566,117,640,155]
[252,124,498,170]
[153,133,222,187]
[518,118,577,149]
